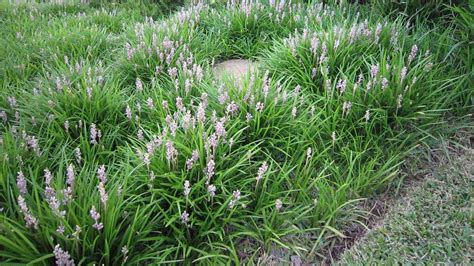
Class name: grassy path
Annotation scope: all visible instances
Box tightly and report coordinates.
[339,141,473,264]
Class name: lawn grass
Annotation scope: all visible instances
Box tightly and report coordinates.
[339,138,473,264]
[0,0,472,264]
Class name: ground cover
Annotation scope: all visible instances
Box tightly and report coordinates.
[0,1,471,264]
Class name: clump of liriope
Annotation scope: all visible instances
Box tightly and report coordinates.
[262,10,466,138]
[0,3,146,85]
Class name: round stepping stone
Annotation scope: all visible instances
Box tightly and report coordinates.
[212,59,257,84]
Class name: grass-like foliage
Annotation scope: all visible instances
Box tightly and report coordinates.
[0,0,471,264]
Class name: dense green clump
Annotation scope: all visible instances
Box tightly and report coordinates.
[0,0,471,264]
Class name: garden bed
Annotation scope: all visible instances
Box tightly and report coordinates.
[0,1,471,264]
